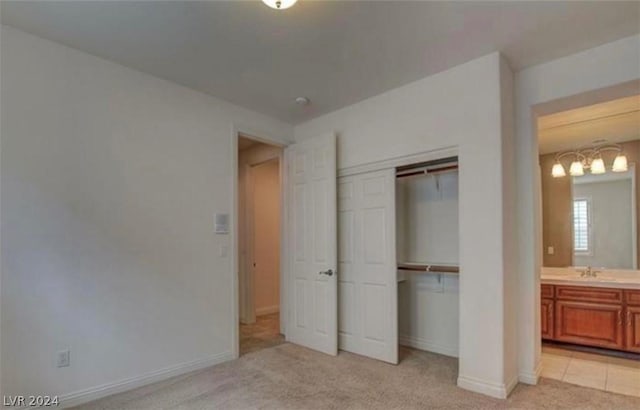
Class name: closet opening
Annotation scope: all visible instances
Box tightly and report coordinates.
[396,156,460,360]
[237,134,285,356]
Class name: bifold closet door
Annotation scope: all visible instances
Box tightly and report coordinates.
[338,169,398,364]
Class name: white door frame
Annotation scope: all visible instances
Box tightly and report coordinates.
[231,125,289,359]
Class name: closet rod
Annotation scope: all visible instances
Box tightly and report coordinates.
[397,263,459,274]
[395,164,458,179]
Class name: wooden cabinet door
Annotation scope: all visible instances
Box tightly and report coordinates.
[541,299,554,340]
[555,301,624,350]
[625,306,640,353]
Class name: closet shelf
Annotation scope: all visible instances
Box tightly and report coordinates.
[395,164,458,179]
[397,263,459,274]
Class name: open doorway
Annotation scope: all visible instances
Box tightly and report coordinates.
[237,134,285,355]
[535,88,640,396]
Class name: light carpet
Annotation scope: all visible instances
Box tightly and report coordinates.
[73,343,640,409]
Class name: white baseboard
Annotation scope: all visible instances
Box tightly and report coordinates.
[505,374,519,396]
[58,351,234,408]
[256,305,279,316]
[518,360,542,385]
[399,334,458,358]
[457,374,518,399]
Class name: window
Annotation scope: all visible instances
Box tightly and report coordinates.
[573,198,591,254]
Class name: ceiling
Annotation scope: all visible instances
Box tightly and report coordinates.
[2,1,639,124]
[538,95,640,154]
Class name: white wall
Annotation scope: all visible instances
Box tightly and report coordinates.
[295,52,518,398]
[515,34,640,384]
[0,25,292,404]
[500,56,518,391]
[573,179,634,269]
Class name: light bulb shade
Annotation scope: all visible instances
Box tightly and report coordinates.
[262,0,297,9]
[612,154,628,172]
[569,160,584,176]
[551,162,566,178]
[590,157,606,174]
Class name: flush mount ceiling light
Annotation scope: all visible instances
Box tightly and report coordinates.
[551,143,629,178]
[262,0,297,10]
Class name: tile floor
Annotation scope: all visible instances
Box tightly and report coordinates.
[239,312,285,355]
[541,345,640,397]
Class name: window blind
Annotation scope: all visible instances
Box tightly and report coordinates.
[573,198,590,253]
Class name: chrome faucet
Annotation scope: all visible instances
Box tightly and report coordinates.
[579,266,599,278]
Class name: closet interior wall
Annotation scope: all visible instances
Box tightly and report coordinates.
[396,165,460,358]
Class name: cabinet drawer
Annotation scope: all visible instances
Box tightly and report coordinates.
[624,290,640,306]
[555,286,623,304]
[541,284,554,299]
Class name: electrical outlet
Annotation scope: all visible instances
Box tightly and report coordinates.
[56,349,70,368]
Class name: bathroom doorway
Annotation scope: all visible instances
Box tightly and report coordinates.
[535,88,640,396]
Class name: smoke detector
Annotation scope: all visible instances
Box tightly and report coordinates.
[295,97,310,106]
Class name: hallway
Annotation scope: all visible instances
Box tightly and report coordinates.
[240,313,284,355]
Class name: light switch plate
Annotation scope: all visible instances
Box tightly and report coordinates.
[57,349,70,368]
[547,246,555,255]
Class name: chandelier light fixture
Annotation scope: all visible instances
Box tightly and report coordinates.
[551,143,629,178]
[262,0,298,10]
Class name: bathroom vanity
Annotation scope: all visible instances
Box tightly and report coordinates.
[541,268,640,353]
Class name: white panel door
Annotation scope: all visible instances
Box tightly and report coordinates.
[338,169,397,364]
[285,133,337,355]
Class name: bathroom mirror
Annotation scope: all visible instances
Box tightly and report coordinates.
[541,142,638,269]
[538,95,640,270]
[572,165,636,269]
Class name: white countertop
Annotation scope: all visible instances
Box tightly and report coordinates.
[541,267,640,290]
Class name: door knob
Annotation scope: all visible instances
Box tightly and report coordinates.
[319,269,334,276]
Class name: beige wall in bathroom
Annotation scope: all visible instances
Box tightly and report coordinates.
[540,154,573,267]
[540,139,640,267]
